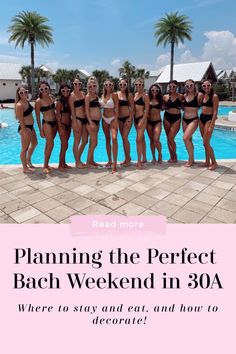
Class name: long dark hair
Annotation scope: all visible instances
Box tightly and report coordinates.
[38,81,50,98]
[148,83,163,105]
[57,84,71,111]
[184,79,196,95]
[168,80,178,95]
[202,79,214,101]
[15,84,29,118]
[119,78,129,100]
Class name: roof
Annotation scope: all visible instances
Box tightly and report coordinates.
[78,69,91,77]
[0,63,22,80]
[156,61,215,83]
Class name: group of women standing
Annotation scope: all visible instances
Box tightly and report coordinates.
[15,76,219,174]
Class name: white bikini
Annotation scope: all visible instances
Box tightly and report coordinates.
[101,96,116,125]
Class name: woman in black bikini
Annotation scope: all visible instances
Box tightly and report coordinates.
[117,78,134,167]
[85,78,102,168]
[15,85,37,173]
[56,84,72,171]
[147,83,163,164]
[35,81,57,174]
[69,77,88,168]
[182,79,202,167]
[134,78,150,169]
[199,80,219,171]
[163,80,183,163]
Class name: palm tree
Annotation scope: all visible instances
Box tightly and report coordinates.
[133,69,150,80]
[92,70,110,95]
[53,69,71,85]
[118,60,136,89]
[154,12,193,80]
[8,10,53,98]
[19,65,32,90]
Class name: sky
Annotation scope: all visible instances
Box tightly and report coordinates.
[0,0,236,76]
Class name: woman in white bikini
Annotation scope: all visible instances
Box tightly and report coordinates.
[101,79,119,173]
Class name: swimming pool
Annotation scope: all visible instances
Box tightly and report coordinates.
[1,108,236,165]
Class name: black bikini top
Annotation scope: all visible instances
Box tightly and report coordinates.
[74,98,85,108]
[165,96,182,110]
[23,103,34,117]
[89,97,100,108]
[202,96,213,107]
[59,99,70,113]
[183,94,199,108]
[134,96,145,106]
[150,102,162,110]
[40,102,55,112]
[119,99,129,107]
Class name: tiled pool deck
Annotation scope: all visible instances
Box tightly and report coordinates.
[0,161,235,224]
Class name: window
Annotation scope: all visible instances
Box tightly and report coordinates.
[15,83,18,86]
[3,83,6,86]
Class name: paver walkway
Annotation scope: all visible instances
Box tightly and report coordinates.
[0,161,235,224]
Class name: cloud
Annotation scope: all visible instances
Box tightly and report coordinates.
[155,53,170,68]
[201,30,236,68]
[111,58,121,66]
[179,50,197,63]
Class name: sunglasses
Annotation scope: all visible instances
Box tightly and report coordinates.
[88,85,97,88]
[119,83,127,87]
[73,82,81,86]
[151,88,159,92]
[19,90,28,95]
[105,83,113,87]
[185,84,194,88]
[39,87,49,92]
[169,85,177,88]
[61,89,70,93]
[202,84,211,88]
[135,83,143,86]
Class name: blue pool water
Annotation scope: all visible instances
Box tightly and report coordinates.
[1,108,236,165]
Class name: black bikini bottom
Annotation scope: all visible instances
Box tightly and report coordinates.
[200,113,213,125]
[76,117,88,125]
[118,116,129,123]
[182,117,198,125]
[42,119,57,128]
[18,124,34,133]
[164,111,181,124]
[147,119,161,127]
[91,120,100,126]
[134,115,143,124]
[61,122,71,130]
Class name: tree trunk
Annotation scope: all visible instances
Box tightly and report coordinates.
[30,42,35,100]
[170,41,175,81]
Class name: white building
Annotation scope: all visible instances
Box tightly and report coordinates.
[145,61,217,93]
[0,63,22,101]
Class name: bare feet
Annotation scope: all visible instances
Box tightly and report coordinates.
[208,163,218,171]
[198,162,210,167]
[58,165,66,172]
[184,161,194,167]
[27,161,35,168]
[152,159,157,165]
[105,161,112,168]
[112,163,117,174]
[91,161,100,167]
[87,164,98,169]
[122,160,131,167]
[43,167,52,174]
[76,162,86,169]
[136,162,143,169]
[64,164,72,169]
[23,167,33,174]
